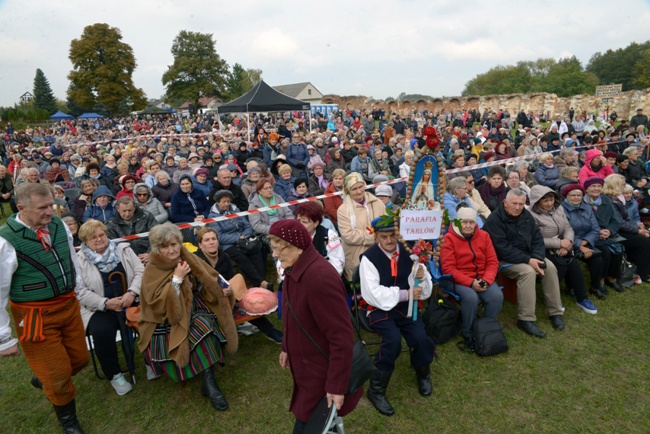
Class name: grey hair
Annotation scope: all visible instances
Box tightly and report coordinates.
[623,147,638,157]
[148,223,183,253]
[512,160,529,171]
[505,188,526,200]
[447,176,468,194]
[156,171,171,181]
[560,166,579,177]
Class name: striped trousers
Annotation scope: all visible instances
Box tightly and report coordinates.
[10,296,89,406]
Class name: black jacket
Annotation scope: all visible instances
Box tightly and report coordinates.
[208,180,249,211]
[106,207,158,254]
[483,203,546,264]
[194,249,235,279]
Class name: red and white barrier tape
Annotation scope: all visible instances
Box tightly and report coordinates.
[111,143,599,242]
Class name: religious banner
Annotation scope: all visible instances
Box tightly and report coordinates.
[400,209,443,240]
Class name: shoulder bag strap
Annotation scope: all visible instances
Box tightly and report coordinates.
[286,297,329,362]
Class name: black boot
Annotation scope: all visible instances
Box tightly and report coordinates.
[201,367,228,411]
[415,365,432,397]
[52,399,85,434]
[367,369,394,416]
[31,376,43,389]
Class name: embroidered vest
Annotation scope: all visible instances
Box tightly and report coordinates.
[0,215,76,302]
[362,243,412,289]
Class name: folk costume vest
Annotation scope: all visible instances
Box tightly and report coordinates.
[0,215,76,302]
[362,243,415,315]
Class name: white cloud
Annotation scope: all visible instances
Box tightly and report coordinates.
[0,0,649,105]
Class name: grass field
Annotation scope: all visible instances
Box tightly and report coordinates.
[1,206,650,433]
[1,273,649,433]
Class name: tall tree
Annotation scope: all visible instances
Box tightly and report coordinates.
[463,57,598,97]
[586,41,650,91]
[225,63,263,100]
[634,49,650,89]
[545,57,598,97]
[67,23,146,115]
[33,69,58,115]
[162,31,229,109]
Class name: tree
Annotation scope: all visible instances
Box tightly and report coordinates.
[33,69,58,115]
[586,41,650,90]
[225,63,263,100]
[462,56,597,96]
[67,23,146,115]
[545,57,598,97]
[633,49,650,89]
[162,31,229,109]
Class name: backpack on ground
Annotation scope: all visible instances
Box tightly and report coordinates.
[422,297,462,345]
[472,317,508,357]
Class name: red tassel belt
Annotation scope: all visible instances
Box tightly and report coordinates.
[10,292,76,343]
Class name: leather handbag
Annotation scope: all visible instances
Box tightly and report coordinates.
[287,298,374,394]
[237,235,262,254]
[620,254,637,288]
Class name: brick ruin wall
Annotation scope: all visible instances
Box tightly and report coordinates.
[321,89,650,121]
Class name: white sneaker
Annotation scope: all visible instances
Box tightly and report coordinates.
[146,365,161,381]
[110,373,133,396]
[237,322,260,336]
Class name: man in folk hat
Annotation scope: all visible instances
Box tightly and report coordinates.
[359,216,435,416]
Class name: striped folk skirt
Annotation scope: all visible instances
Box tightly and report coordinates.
[144,291,226,382]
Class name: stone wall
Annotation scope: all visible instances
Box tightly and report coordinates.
[322,89,650,121]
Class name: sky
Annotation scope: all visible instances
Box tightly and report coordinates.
[1,0,649,107]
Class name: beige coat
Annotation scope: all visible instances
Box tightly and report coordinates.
[76,243,144,329]
[337,192,386,278]
[468,188,491,219]
[528,185,574,251]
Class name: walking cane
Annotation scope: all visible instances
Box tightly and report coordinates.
[108,271,137,385]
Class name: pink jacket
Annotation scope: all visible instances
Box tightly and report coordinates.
[579,149,614,185]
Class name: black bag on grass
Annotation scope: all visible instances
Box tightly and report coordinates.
[472,317,508,357]
[422,297,462,345]
[620,254,637,288]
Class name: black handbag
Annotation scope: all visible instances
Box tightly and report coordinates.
[287,298,374,394]
[237,235,262,254]
[620,254,637,288]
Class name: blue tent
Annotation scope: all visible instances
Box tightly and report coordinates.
[50,110,74,120]
[77,112,104,119]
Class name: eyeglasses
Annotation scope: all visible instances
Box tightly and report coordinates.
[87,233,107,242]
[271,244,287,253]
[136,193,148,197]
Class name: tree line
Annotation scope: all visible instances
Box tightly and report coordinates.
[27,23,263,118]
[462,41,650,97]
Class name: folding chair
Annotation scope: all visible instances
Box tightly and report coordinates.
[86,325,138,383]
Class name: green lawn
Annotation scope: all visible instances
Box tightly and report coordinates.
[1,210,650,433]
[1,280,649,433]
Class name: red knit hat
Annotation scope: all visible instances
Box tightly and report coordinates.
[561,183,585,198]
[269,220,311,250]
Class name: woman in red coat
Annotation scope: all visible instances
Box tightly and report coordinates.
[270,220,362,432]
[323,168,346,224]
[441,206,503,351]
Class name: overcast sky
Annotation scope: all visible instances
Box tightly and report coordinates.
[1,0,649,107]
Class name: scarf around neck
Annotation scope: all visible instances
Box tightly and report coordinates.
[258,194,278,216]
[563,198,582,209]
[82,240,121,273]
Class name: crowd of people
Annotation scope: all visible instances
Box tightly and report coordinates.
[1,105,649,433]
